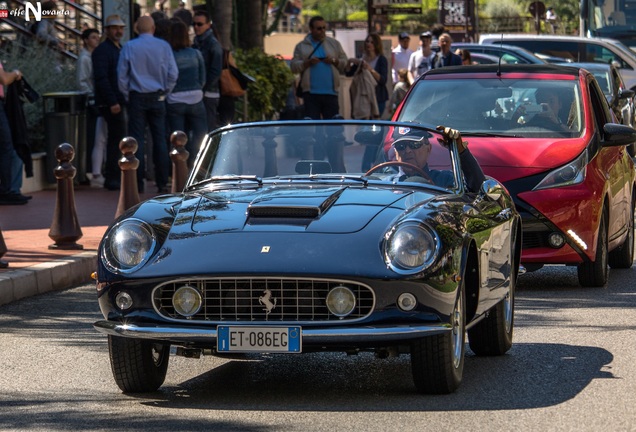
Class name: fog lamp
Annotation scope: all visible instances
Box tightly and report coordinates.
[173,285,202,317]
[326,286,356,317]
[548,232,566,248]
[115,292,133,310]
[397,293,417,311]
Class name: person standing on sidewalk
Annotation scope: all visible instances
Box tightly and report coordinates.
[391,32,413,84]
[77,28,107,188]
[192,11,223,132]
[92,15,126,191]
[118,15,178,194]
[0,65,27,205]
[167,18,206,167]
[291,16,347,120]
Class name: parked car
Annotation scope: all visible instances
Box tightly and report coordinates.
[93,120,521,395]
[558,62,635,129]
[394,64,636,287]
[464,52,508,64]
[479,34,636,90]
[451,42,548,65]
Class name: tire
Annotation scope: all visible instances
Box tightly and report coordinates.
[410,285,465,394]
[108,336,170,393]
[609,197,634,269]
[578,210,609,287]
[468,265,515,356]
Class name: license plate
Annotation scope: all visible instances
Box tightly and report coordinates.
[217,326,302,353]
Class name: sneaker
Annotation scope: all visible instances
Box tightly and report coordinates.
[90,174,105,188]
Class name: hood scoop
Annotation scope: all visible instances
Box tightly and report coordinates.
[247,189,344,225]
[248,205,320,219]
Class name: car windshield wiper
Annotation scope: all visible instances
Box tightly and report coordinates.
[189,175,263,189]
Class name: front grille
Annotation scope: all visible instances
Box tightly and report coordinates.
[153,278,375,323]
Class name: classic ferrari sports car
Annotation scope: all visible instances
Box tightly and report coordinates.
[93,120,521,395]
[395,64,636,287]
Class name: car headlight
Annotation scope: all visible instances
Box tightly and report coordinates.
[533,149,587,191]
[103,219,156,273]
[385,221,439,273]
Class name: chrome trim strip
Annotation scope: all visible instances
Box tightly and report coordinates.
[93,320,450,344]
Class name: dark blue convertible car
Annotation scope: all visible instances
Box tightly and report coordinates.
[94,120,522,395]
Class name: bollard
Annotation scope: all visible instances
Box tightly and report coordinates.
[48,143,83,250]
[115,137,141,219]
[0,228,8,268]
[169,130,189,193]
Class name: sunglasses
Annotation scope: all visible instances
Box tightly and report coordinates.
[193,22,206,27]
[314,26,326,30]
[393,141,424,151]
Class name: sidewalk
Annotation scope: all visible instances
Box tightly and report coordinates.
[0,183,159,306]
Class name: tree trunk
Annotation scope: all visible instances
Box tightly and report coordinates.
[236,0,264,50]
[211,0,234,49]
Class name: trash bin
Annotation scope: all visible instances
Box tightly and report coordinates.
[42,92,88,184]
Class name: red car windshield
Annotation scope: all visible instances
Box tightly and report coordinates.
[397,77,584,138]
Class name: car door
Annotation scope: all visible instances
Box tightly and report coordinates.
[589,76,630,240]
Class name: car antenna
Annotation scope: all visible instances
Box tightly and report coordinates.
[497,34,503,77]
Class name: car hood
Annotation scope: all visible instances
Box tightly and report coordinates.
[467,136,587,182]
[186,185,432,234]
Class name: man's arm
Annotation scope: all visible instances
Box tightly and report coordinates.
[437,125,486,192]
[165,45,178,93]
[116,46,130,102]
[93,46,119,108]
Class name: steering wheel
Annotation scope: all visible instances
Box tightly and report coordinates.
[365,161,434,183]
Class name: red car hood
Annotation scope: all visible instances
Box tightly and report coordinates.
[467,136,588,183]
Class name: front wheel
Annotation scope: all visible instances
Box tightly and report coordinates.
[410,285,465,394]
[108,336,170,393]
[578,210,609,287]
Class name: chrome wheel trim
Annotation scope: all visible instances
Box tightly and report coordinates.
[451,292,464,369]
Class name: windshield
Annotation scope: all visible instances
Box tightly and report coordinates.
[188,121,459,192]
[397,77,584,138]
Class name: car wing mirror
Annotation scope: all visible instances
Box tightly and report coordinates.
[296,160,332,174]
[602,123,636,147]
[480,178,504,202]
[619,89,635,100]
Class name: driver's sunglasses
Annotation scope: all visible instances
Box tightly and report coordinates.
[393,141,424,151]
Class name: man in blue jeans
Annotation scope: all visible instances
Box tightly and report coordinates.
[118,15,178,193]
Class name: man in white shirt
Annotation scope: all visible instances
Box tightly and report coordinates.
[407,31,435,84]
[391,32,413,83]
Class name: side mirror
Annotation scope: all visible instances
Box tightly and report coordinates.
[481,178,504,202]
[619,89,635,100]
[603,123,636,147]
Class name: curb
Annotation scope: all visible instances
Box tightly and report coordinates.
[0,252,97,306]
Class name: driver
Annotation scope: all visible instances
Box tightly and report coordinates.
[393,125,486,192]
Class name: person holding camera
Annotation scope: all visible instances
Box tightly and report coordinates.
[291,16,347,121]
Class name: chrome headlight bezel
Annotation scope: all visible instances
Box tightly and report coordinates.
[533,149,587,191]
[384,220,440,275]
[102,218,157,274]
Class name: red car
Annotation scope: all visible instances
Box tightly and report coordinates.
[394,64,636,287]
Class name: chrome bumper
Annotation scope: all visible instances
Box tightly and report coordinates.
[93,320,450,345]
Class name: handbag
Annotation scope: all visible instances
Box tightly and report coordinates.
[220,50,250,97]
[296,40,324,98]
